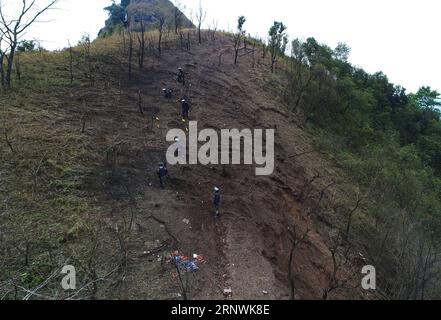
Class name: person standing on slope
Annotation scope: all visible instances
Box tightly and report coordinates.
[213,187,221,218]
[157,162,168,189]
[174,137,182,158]
[177,67,186,85]
[181,98,190,121]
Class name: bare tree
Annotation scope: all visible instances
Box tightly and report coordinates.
[287,226,310,300]
[79,34,93,86]
[322,235,358,300]
[0,0,58,88]
[138,90,143,115]
[186,31,191,51]
[211,19,218,41]
[15,50,21,81]
[0,31,7,87]
[195,1,206,45]
[344,193,364,241]
[67,40,73,85]
[233,16,246,65]
[157,15,166,56]
[127,28,134,80]
[173,0,184,35]
[0,52,5,87]
[137,19,146,68]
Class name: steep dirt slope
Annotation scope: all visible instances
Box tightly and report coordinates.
[1,33,370,300]
[99,35,369,300]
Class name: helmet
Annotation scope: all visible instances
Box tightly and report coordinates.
[214,187,220,192]
[175,137,179,142]
[182,99,186,102]
[178,67,182,70]
[162,88,166,91]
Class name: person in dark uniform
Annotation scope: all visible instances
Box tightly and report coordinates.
[163,88,172,99]
[213,187,221,218]
[177,67,186,85]
[157,162,168,189]
[181,99,190,120]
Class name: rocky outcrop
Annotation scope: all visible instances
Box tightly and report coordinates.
[100,0,194,36]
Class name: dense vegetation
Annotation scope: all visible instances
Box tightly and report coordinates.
[281,36,441,299]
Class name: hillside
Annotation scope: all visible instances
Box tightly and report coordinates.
[0,30,370,300]
[1,24,440,300]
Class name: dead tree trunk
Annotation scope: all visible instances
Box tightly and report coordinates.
[15,52,21,81]
[128,30,134,80]
[187,32,191,51]
[137,20,146,69]
[287,227,310,300]
[344,196,363,241]
[68,41,74,85]
[138,90,143,115]
[0,53,4,87]
[0,0,58,88]
[196,3,206,45]
[157,16,166,56]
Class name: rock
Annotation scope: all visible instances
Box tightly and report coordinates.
[262,291,269,295]
[100,0,194,37]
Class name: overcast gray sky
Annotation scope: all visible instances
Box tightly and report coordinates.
[6,0,441,93]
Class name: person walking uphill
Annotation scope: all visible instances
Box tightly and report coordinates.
[177,67,186,85]
[181,99,190,121]
[157,162,168,189]
[213,187,221,218]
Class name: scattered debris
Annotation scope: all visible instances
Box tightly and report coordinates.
[169,251,205,273]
